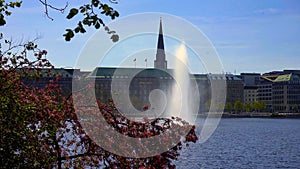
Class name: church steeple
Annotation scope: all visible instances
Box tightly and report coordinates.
[154,18,167,70]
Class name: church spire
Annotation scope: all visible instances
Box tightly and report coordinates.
[154,17,167,70]
[157,18,165,50]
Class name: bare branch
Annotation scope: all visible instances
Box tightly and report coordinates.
[38,0,68,21]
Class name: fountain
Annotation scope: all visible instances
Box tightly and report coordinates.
[166,42,199,124]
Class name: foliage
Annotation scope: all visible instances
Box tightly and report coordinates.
[235,101,267,112]
[0,0,119,42]
[244,102,252,112]
[225,102,232,112]
[0,21,198,169]
[0,66,198,168]
[291,104,298,113]
[64,0,119,42]
[233,100,243,112]
[63,1,119,42]
[252,101,266,112]
[1,1,198,168]
[0,0,22,26]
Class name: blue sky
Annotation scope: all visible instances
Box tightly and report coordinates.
[2,0,300,73]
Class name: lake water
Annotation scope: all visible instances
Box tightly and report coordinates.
[175,118,300,169]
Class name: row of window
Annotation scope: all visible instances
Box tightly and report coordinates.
[245,94,256,97]
[245,98,256,102]
[287,101,300,104]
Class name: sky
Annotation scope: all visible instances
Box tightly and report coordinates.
[2,0,300,74]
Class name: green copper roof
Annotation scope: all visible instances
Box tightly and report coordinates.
[88,67,173,78]
[17,68,73,77]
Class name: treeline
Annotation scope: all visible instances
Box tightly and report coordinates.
[225,101,267,113]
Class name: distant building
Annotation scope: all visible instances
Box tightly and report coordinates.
[244,85,258,104]
[238,73,260,86]
[193,74,211,112]
[225,74,244,105]
[21,18,300,115]
[89,67,174,111]
[258,70,300,112]
[20,68,80,97]
[238,73,260,105]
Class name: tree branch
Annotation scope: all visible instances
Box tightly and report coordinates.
[38,0,68,21]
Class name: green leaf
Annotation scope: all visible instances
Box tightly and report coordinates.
[15,2,22,7]
[74,27,80,33]
[80,27,86,33]
[5,11,12,16]
[66,8,78,19]
[0,14,6,26]
[92,0,100,7]
[82,18,89,25]
[115,11,119,17]
[94,21,100,29]
[9,2,15,8]
[63,29,74,41]
[79,6,86,13]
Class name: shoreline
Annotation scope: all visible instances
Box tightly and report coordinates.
[197,112,300,119]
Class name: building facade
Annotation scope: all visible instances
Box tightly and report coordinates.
[225,74,244,105]
[258,70,300,112]
[18,18,280,115]
[244,85,258,104]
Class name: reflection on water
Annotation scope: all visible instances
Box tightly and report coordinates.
[175,118,300,169]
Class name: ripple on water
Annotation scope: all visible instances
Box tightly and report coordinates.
[174,118,300,169]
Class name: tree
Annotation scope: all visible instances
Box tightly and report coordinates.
[259,101,267,112]
[0,39,198,168]
[1,67,198,168]
[291,104,298,113]
[1,0,119,42]
[1,2,199,168]
[0,0,198,168]
[234,100,243,113]
[225,102,233,113]
[244,102,252,112]
[252,101,266,112]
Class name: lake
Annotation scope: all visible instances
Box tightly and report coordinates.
[175,118,300,168]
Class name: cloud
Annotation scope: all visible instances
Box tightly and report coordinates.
[254,8,279,15]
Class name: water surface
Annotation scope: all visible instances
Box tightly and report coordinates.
[175,118,300,168]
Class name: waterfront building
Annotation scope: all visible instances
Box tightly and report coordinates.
[238,73,260,104]
[258,70,300,112]
[20,68,79,97]
[244,85,258,104]
[225,74,244,105]
[89,67,174,111]
[238,73,260,86]
[12,18,300,116]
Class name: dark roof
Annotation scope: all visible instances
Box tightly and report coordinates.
[88,67,173,78]
[240,73,261,76]
[88,67,211,80]
[17,68,73,77]
[192,74,208,80]
[225,74,242,81]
